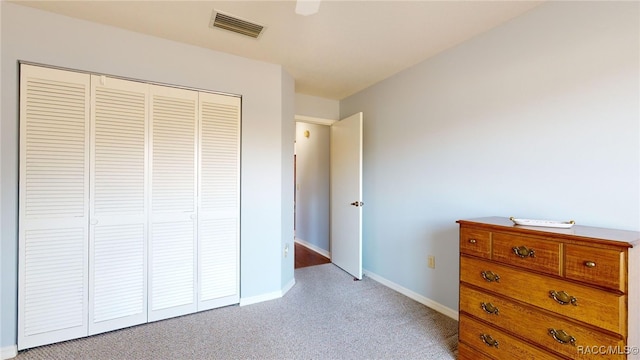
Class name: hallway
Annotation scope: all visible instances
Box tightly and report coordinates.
[294,243,330,269]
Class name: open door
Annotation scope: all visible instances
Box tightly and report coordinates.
[330,112,363,279]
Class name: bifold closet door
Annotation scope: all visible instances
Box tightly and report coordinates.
[89,76,149,335]
[18,65,90,349]
[148,85,198,321]
[19,64,242,350]
[197,93,240,310]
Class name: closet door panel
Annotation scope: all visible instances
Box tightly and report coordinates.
[149,85,198,321]
[198,93,240,310]
[18,64,90,349]
[89,76,148,335]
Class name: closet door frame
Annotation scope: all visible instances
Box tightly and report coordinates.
[18,63,243,349]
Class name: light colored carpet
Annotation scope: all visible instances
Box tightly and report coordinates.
[16,264,458,359]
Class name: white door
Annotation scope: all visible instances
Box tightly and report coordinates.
[197,93,240,311]
[330,112,363,279]
[89,75,148,335]
[148,85,198,321]
[18,65,91,349]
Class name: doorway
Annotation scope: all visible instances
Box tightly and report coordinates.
[294,120,332,268]
[294,243,331,268]
[293,113,363,278]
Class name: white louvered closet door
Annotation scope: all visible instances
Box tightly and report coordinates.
[197,93,240,311]
[148,85,198,321]
[89,76,149,335]
[18,65,90,349]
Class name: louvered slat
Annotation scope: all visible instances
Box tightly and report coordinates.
[198,93,240,310]
[18,65,90,350]
[200,101,239,213]
[93,225,145,321]
[150,221,195,310]
[24,78,86,218]
[89,76,148,335]
[23,228,85,335]
[149,85,197,321]
[199,219,237,300]
[152,95,195,212]
[93,85,146,216]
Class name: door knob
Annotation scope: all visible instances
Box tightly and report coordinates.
[350,201,364,207]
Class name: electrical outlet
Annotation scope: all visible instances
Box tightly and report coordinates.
[428,255,435,269]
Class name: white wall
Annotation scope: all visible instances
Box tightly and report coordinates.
[341,1,639,313]
[0,2,295,349]
[0,0,4,355]
[281,69,296,288]
[295,123,330,254]
[295,93,339,120]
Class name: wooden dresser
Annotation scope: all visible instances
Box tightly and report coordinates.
[457,217,639,360]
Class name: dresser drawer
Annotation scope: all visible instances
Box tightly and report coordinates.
[459,284,626,360]
[492,232,561,275]
[457,341,492,360]
[460,227,491,259]
[459,314,559,360]
[460,256,626,335]
[565,244,625,292]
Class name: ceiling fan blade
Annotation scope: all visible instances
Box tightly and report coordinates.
[295,0,321,16]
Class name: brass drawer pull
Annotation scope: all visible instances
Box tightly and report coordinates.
[584,261,596,268]
[549,290,577,306]
[512,245,535,258]
[548,328,577,346]
[468,238,477,244]
[481,302,499,315]
[481,270,500,282]
[480,334,499,348]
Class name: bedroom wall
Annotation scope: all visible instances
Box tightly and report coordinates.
[340,1,639,315]
[0,0,4,355]
[281,69,296,289]
[0,2,294,350]
[295,93,339,120]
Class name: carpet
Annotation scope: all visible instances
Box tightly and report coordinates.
[15,263,458,359]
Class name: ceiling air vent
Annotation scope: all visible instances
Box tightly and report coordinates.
[210,10,265,39]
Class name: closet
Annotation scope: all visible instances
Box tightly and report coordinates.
[18,64,240,350]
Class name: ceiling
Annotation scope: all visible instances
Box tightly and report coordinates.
[13,0,543,100]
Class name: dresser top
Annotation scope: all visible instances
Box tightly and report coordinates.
[457,216,639,247]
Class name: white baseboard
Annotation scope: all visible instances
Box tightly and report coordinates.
[282,278,296,296]
[239,290,282,306]
[239,278,297,307]
[294,238,330,259]
[1,345,17,360]
[363,269,458,321]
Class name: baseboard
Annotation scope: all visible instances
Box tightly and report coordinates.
[282,277,296,296]
[294,238,330,259]
[239,278,297,307]
[1,345,17,360]
[363,269,459,321]
[239,290,282,306]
